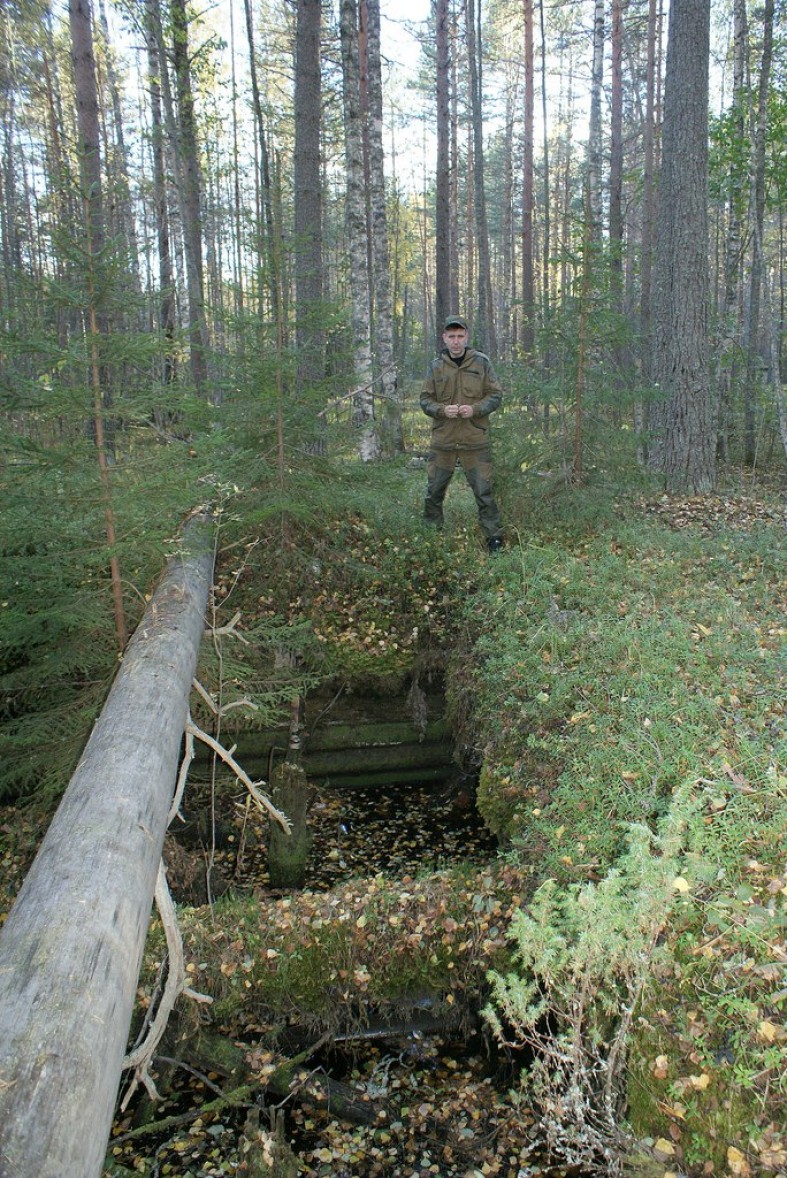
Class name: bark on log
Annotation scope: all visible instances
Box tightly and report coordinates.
[0,516,215,1178]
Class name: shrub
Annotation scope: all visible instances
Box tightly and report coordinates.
[484,801,695,1173]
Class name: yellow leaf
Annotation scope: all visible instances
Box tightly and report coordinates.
[672,876,691,893]
[757,1019,782,1042]
[696,623,712,636]
[727,1145,752,1176]
[652,1054,670,1079]
[653,1138,675,1159]
[356,913,367,928]
[554,825,566,840]
[689,1073,711,1090]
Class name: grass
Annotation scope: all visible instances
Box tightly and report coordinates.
[448,471,786,1175]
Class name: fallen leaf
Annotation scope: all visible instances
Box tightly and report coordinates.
[654,1138,676,1159]
[727,1146,752,1176]
[757,1019,783,1042]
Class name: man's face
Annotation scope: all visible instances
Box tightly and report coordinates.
[443,327,469,357]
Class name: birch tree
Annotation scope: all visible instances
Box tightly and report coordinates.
[364,0,401,452]
[435,0,451,343]
[340,0,379,460]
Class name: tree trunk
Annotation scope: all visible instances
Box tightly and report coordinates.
[609,0,623,329]
[144,0,175,393]
[465,0,495,355]
[743,0,774,466]
[244,0,280,328]
[170,0,210,394]
[69,0,126,647]
[69,0,104,260]
[714,0,747,465]
[339,0,379,459]
[97,0,140,289]
[520,0,535,359]
[639,0,662,388]
[0,518,214,1178]
[293,0,324,392]
[268,761,313,888]
[364,0,401,453]
[586,0,605,241]
[435,0,451,342]
[538,0,553,397]
[648,0,715,492]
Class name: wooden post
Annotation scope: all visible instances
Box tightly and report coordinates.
[0,517,215,1178]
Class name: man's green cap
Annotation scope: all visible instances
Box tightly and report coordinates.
[444,316,468,331]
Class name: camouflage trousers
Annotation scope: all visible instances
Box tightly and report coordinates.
[423,447,503,541]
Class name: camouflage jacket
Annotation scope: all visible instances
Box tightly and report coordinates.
[419,348,503,450]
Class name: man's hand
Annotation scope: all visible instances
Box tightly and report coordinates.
[444,404,473,418]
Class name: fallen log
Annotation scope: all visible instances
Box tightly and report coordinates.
[0,516,215,1178]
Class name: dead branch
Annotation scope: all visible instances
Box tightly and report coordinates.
[187,717,291,833]
[121,862,212,1110]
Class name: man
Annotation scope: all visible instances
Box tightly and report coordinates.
[419,315,504,552]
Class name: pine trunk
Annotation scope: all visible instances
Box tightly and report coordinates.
[520,0,535,358]
[714,0,747,464]
[293,0,324,391]
[743,0,774,466]
[144,0,175,391]
[649,0,715,491]
[170,0,209,393]
[465,0,495,355]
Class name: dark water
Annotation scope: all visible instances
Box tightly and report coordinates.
[304,780,500,888]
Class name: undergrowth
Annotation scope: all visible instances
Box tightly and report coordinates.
[459,489,786,1175]
[3,438,784,1176]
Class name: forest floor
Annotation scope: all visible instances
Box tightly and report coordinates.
[1,471,785,1178]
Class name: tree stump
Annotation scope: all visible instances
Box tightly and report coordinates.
[267,761,312,888]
